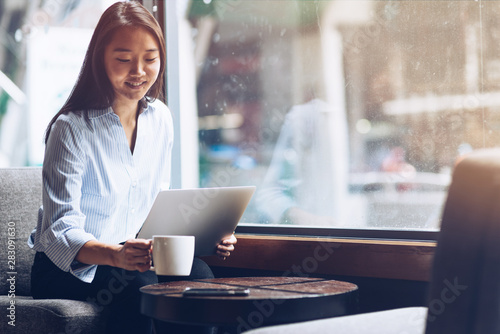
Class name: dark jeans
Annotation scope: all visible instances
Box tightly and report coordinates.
[31,252,214,334]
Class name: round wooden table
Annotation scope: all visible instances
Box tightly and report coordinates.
[140,276,358,331]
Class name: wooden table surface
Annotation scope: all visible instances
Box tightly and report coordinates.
[140,276,358,329]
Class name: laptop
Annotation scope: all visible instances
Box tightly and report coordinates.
[137,186,256,256]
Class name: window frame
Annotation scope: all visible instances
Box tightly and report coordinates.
[235,225,438,242]
[202,234,436,282]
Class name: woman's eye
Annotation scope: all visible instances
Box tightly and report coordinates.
[146,58,157,62]
[117,58,129,63]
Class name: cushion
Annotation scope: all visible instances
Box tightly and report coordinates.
[0,168,42,295]
[0,296,107,333]
[244,307,427,334]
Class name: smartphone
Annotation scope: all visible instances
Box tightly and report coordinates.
[182,288,250,297]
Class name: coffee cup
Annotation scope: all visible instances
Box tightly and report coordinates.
[151,235,195,276]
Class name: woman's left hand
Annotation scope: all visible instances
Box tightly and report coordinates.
[217,234,237,260]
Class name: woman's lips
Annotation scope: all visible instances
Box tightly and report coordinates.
[126,81,146,89]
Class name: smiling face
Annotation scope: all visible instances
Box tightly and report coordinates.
[104,26,161,110]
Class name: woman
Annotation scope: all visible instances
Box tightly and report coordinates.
[28,2,236,333]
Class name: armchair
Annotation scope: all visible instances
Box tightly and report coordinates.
[0,167,107,333]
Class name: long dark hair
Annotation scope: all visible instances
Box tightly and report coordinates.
[44,1,166,143]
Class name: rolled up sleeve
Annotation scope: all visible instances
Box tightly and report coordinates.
[33,116,98,282]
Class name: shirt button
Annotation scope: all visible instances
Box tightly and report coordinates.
[132,181,137,187]
[131,208,135,214]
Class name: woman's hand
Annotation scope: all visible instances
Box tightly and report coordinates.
[217,234,237,260]
[76,238,153,272]
[115,239,152,272]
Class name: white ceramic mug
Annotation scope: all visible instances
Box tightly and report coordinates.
[151,235,195,276]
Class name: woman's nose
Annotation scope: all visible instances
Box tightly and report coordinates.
[130,60,145,76]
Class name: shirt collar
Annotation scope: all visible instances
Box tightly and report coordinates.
[87,101,154,119]
[88,107,114,119]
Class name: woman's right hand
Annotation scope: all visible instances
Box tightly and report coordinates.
[76,239,153,272]
[114,239,153,272]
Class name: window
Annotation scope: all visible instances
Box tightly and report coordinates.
[174,0,496,233]
[1,0,496,236]
[0,0,119,165]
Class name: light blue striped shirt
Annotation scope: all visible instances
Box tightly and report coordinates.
[28,99,173,282]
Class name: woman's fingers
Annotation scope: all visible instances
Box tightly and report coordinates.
[120,239,153,270]
[216,234,237,260]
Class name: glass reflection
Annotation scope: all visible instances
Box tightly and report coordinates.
[189,0,492,230]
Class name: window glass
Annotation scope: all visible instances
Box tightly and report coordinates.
[2,1,496,233]
[183,0,496,230]
[0,0,118,166]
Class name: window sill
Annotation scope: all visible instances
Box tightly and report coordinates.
[203,234,436,281]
